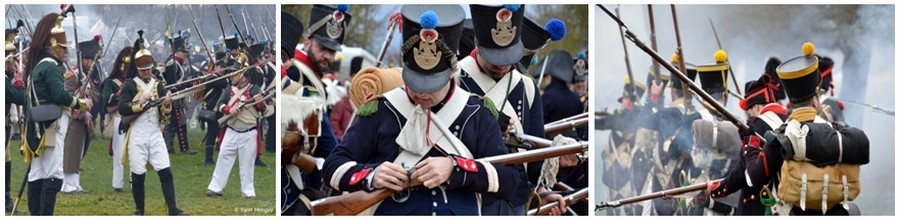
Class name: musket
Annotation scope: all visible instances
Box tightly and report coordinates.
[647,5,663,88]
[834,98,895,116]
[240,8,250,41]
[545,112,589,127]
[217,84,275,125]
[596,179,721,211]
[215,7,228,42]
[9,165,30,216]
[98,17,122,62]
[708,18,743,96]
[599,4,749,131]
[528,187,589,215]
[544,117,589,137]
[223,5,246,44]
[164,63,264,90]
[376,12,402,68]
[310,141,590,215]
[61,5,92,100]
[671,5,694,112]
[189,5,216,65]
[614,6,638,103]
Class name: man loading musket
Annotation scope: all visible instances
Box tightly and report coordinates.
[117,30,187,216]
[322,6,517,215]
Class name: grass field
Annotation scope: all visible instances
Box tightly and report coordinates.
[6,126,276,216]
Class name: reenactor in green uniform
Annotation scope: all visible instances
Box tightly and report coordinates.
[22,12,93,216]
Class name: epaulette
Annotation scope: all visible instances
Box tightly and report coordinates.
[356,96,381,117]
[472,94,499,119]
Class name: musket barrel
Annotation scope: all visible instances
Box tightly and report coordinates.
[596,179,720,210]
[544,117,588,137]
[528,188,589,215]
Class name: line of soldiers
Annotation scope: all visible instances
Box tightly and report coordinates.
[597,41,870,215]
[280,4,589,216]
[5,5,276,215]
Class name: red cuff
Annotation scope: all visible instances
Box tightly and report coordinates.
[348,168,372,186]
[743,135,763,150]
[455,157,479,173]
[14,80,23,88]
[223,106,231,114]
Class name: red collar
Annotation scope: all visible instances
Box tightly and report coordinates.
[760,103,787,115]
[293,49,319,73]
[174,56,184,64]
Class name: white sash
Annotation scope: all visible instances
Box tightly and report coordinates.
[458,57,530,135]
[383,87,474,167]
[292,59,326,100]
[133,77,157,98]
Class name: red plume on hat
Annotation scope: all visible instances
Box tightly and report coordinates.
[93,35,101,42]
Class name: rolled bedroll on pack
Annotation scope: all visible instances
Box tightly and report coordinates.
[776,123,870,166]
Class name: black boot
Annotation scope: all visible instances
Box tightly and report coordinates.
[205,146,215,165]
[6,161,12,212]
[27,179,43,215]
[38,178,62,215]
[255,156,268,168]
[158,168,187,215]
[131,173,145,215]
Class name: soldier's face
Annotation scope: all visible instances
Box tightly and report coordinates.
[408,80,451,108]
[475,51,512,78]
[138,68,152,80]
[82,58,95,70]
[305,40,335,72]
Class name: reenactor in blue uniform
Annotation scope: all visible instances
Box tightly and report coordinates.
[635,55,698,215]
[22,13,94,215]
[596,75,648,215]
[708,62,788,215]
[247,42,272,168]
[199,50,233,165]
[5,26,27,213]
[457,4,565,215]
[118,31,188,216]
[101,47,134,192]
[162,33,197,155]
[721,42,869,215]
[322,7,517,215]
[536,50,583,131]
[280,6,341,215]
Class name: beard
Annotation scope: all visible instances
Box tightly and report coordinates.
[305,47,330,76]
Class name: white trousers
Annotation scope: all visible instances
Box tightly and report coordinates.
[207,128,257,197]
[127,121,170,175]
[111,116,126,189]
[28,114,68,182]
[62,173,83,193]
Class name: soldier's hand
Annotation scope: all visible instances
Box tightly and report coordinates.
[82,99,93,111]
[228,105,241,115]
[140,93,152,106]
[411,156,454,189]
[540,191,567,215]
[373,162,409,192]
[162,96,172,106]
[560,153,579,168]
